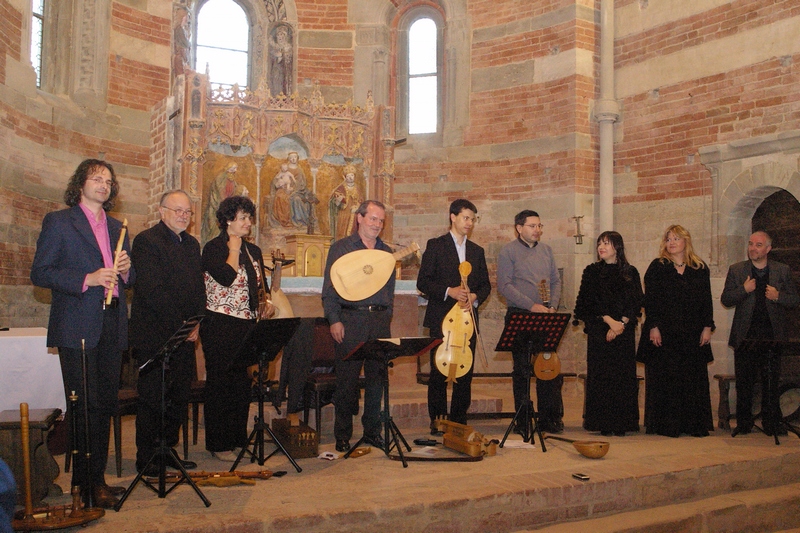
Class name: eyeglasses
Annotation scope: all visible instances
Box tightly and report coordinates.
[161,205,194,217]
[459,214,480,224]
[88,176,113,187]
[523,224,544,230]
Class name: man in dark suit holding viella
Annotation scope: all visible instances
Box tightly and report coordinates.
[418,199,491,433]
[31,159,135,508]
[721,230,799,436]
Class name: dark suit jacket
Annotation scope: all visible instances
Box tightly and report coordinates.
[30,205,134,350]
[417,233,491,336]
[720,259,800,350]
[129,221,206,360]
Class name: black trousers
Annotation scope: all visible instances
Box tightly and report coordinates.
[333,309,391,441]
[201,311,254,452]
[135,342,194,468]
[427,333,476,426]
[59,308,121,487]
[735,345,782,433]
[506,309,564,424]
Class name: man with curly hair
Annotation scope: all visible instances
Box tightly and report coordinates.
[31,159,135,508]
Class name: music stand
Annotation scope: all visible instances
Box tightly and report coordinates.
[231,317,302,472]
[732,339,800,444]
[495,312,571,451]
[342,337,441,468]
[115,316,210,511]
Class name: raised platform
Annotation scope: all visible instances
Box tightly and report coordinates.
[24,386,800,533]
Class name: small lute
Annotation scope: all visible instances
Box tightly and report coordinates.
[330,242,420,301]
[533,279,561,380]
[269,249,294,319]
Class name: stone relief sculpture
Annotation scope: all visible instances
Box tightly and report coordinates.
[268,24,294,97]
[286,152,318,228]
[328,164,364,240]
[172,6,191,77]
[202,162,249,243]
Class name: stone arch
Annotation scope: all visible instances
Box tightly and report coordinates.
[721,162,800,265]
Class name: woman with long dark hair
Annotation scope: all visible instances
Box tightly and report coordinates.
[201,195,273,461]
[574,231,643,436]
[637,225,715,437]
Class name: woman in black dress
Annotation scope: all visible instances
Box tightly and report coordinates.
[574,231,643,436]
[201,195,273,461]
[637,224,715,437]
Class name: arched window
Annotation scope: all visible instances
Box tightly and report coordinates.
[408,18,438,134]
[396,8,444,139]
[31,0,45,88]
[195,0,250,87]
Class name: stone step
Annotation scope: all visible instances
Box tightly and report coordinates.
[514,482,800,533]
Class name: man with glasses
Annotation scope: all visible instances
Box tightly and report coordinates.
[322,200,395,452]
[31,159,135,508]
[418,199,491,432]
[497,210,564,434]
[130,190,206,475]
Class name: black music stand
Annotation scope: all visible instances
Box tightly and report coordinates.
[231,317,303,472]
[495,312,571,451]
[732,339,800,444]
[115,316,210,511]
[342,337,441,468]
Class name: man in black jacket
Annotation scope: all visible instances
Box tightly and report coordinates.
[129,190,206,475]
[417,199,491,431]
[721,230,799,436]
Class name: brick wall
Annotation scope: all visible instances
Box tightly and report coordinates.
[296,0,350,30]
[109,4,171,111]
[0,0,21,85]
[297,48,354,87]
[108,55,170,111]
[148,97,168,226]
[614,7,800,206]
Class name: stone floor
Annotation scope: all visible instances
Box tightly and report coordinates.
[17,383,800,533]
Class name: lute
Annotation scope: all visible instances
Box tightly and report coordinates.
[533,279,561,380]
[330,242,420,301]
[269,249,294,319]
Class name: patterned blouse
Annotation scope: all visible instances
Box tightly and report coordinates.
[204,257,262,320]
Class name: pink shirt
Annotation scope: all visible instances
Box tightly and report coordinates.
[79,203,119,297]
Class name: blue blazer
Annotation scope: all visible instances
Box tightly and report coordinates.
[30,205,135,350]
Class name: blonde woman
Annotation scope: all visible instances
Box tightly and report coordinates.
[637,225,715,437]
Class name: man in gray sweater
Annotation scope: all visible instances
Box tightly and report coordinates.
[497,210,564,433]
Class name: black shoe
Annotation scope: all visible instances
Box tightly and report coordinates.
[430,420,444,436]
[600,430,613,437]
[732,425,752,436]
[363,434,385,449]
[335,439,350,452]
[167,454,197,471]
[82,485,119,509]
[764,426,788,437]
[136,463,161,477]
[99,483,126,496]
